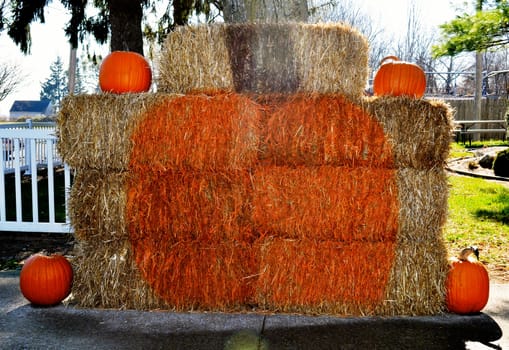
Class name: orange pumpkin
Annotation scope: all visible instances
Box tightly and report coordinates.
[19,254,73,306]
[99,51,152,93]
[373,56,426,98]
[446,247,489,314]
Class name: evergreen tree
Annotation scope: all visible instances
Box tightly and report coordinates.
[73,60,89,95]
[40,56,68,111]
[1,1,223,56]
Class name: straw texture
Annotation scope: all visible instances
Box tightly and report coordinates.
[60,91,453,315]
[60,20,453,316]
[258,94,394,167]
[57,93,169,171]
[364,96,454,169]
[158,23,368,100]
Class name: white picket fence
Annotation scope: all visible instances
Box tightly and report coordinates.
[0,121,73,233]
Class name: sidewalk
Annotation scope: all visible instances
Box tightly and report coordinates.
[0,270,506,349]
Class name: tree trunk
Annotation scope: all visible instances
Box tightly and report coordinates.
[473,0,484,141]
[68,46,77,95]
[223,0,308,22]
[473,51,483,141]
[108,0,144,55]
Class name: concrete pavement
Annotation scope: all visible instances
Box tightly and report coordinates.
[1,270,506,349]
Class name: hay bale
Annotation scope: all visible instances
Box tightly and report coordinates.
[378,239,449,316]
[58,92,261,171]
[158,24,234,95]
[69,169,128,241]
[71,239,164,310]
[251,165,399,242]
[61,92,452,316]
[59,94,452,172]
[130,92,261,171]
[57,93,165,171]
[258,94,394,167]
[129,240,259,311]
[374,167,450,316]
[397,167,449,241]
[256,238,397,315]
[127,169,254,243]
[158,23,368,99]
[294,23,368,99]
[364,96,454,169]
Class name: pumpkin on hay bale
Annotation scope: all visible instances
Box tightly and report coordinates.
[99,51,152,94]
[373,56,426,98]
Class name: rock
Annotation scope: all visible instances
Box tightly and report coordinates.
[479,154,495,169]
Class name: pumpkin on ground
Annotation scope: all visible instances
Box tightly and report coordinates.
[99,51,152,94]
[19,253,73,306]
[373,56,426,98]
[446,246,490,314]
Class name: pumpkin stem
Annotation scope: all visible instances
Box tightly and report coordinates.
[379,55,400,65]
[459,246,479,261]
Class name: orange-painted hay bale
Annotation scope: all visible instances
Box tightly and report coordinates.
[259,94,394,167]
[57,94,164,171]
[364,96,453,169]
[129,239,259,310]
[60,90,453,315]
[130,93,261,171]
[252,166,399,242]
[256,239,396,315]
[159,23,368,100]
[127,169,254,243]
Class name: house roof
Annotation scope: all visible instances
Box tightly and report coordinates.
[9,100,52,113]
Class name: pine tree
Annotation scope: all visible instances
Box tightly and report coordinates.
[40,57,68,111]
[73,61,88,95]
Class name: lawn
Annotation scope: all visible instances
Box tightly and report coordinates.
[445,140,509,281]
[449,139,508,159]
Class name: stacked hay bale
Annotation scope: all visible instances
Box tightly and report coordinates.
[58,22,453,315]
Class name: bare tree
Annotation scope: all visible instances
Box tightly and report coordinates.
[426,55,472,95]
[223,0,308,22]
[0,61,25,102]
[394,2,436,68]
[481,50,509,96]
[308,0,390,73]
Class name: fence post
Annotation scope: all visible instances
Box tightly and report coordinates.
[25,119,33,175]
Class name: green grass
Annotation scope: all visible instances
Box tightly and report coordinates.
[445,175,509,268]
[449,143,475,159]
[453,139,508,149]
[449,140,509,159]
